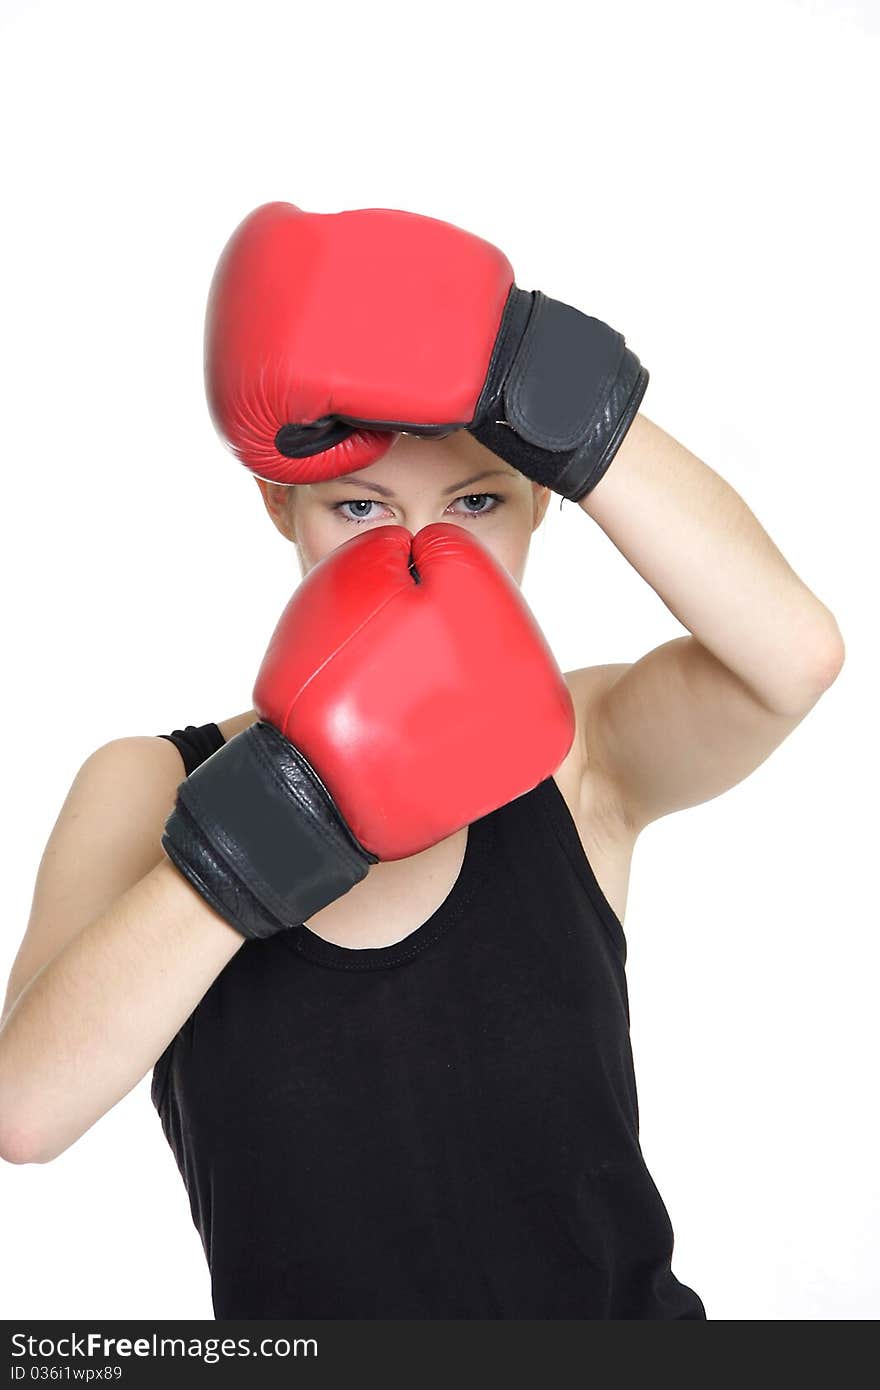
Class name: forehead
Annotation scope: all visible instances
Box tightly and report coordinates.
[319,433,521,493]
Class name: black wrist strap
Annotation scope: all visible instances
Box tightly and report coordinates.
[162,721,377,941]
[470,286,648,502]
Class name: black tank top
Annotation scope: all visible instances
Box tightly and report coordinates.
[151,721,706,1320]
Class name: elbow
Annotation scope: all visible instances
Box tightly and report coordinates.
[804,614,846,697]
[0,1093,61,1166]
[0,1121,50,1166]
[774,613,846,716]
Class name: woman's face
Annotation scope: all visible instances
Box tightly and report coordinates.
[256,430,551,585]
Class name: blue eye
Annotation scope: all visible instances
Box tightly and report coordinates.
[334,499,380,524]
[456,493,501,517]
[333,494,504,525]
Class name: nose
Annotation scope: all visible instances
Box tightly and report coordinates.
[390,511,451,538]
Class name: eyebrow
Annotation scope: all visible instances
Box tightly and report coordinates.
[328,468,517,498]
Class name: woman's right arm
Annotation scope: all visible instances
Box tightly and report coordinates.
[0,736,245,1166]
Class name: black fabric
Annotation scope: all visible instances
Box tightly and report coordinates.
[158,723,226,777]
[152,721,706,1320]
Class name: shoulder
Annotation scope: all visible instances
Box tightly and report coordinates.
[62,736,194,844]
[75,734,187,789]
[72,715,260,808]
[72,719,245,792]
[2,736,193,1023]
[60,720,258,858]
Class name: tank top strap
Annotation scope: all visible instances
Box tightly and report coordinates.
[157,721,225,777]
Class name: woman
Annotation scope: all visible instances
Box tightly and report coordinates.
[0,238,844,1321]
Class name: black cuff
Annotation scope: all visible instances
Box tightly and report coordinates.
[469,286,648,502]
[162,721,377,941]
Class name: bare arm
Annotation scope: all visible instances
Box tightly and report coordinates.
[0,737,244,1165]
[573,414,844,831]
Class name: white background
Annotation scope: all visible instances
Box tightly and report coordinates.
[0,0,876,1321]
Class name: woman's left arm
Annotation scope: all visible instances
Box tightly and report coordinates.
[573,412,846,833]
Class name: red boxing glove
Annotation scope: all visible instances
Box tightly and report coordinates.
[162,522,575,939]
[253,522,575,860]
[204,199,647,499]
